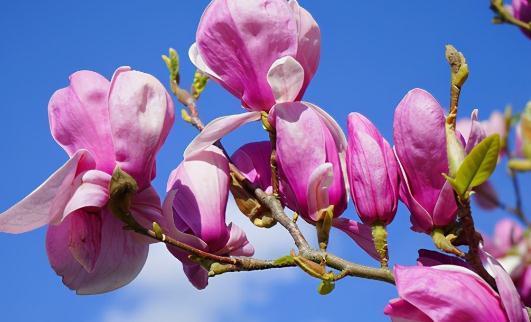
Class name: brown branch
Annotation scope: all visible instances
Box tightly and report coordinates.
[158,76,395,285]
[490,0,531,31]
[457,198,497,290]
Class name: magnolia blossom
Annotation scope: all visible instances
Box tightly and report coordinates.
[190,0,320,112]
[393,88,458,233]
[272,102,377,259]
[512,0,531,39]
[163,146,254,289]
[231,141,274,194]
[184,0,323,159]
[385,262,529,322]
[0,67,174,294]
[346,113,399,226]
[483,219,531,306]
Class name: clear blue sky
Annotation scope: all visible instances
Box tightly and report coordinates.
[0,1,530,321]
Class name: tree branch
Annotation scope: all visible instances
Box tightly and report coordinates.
[490,0,531,31]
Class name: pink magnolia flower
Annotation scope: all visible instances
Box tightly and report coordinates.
[163,146,254,289]
[190,0,320,112]
[385,263,529,322]
[272,102,377,259]
[0,67,175,294]
[184,0,322,159]
[346,113,399,226]
[393,88,458,233]
[483,219,531,306]
[512,0,531,39]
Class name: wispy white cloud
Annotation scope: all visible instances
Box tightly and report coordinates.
[102,200,317,322]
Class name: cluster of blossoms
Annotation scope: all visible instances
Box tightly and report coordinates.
[1,0,530,320]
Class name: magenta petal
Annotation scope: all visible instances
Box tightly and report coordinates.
[196,0,298,111]
[183,262,209,290]
[0,150,95,233]
[417,249,470,268]
[481,250,529,322]
[464,109,487,153]
[46,209,148,294]
[394,265,508,322]
[493,219,525,255]
[346,112,399,225]
[432,181,458,227]
[512,0,531,39]
[184,112,262,159]
[517,268,531,307]
[48,71,116,173]
[231,141,273,191]
[384,298,432,322]
[108,66,175,190]
[332,218,379,260]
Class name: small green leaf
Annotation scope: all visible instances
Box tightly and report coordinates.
[450,134,500,197]
[191,70,209,100]
[317,280,335,295]
[508,158,531,172]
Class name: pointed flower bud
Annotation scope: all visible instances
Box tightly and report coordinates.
[346,113,399,226]
[393,88,457,233]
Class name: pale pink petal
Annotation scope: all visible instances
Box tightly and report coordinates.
[46,209,148,294]
[267,56,304,104]
[184,111,262,159]
[188,43,222,81]
[48,70,115,172]
[217,223,255,257]
[67,211,102,273]
[168,147,231,251]
[306,163,333,222]
[108,66,175,190]
[332,218,379,260]
[63,170,111,220]
[0,150,95,233]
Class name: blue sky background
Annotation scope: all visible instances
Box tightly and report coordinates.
[0,1,530,321]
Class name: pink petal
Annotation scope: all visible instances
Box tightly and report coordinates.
[0,150,95,233]
[393,88,450,216]
[130,185,164,232]
[332,218,379,260]
[216,223,255,257]
[267,56,305,104]
[46,209,149,294]
[464,109,487,153]
[289,0,321,100]
[188,43,222,81]
[481,249,529,322]
[63,170,111,220]
[493,219,525,255]
[384,298,432,322]
[231,141,273,191]
[393,265,508,322]
[432,181,458,227]
[48,70,116,173]
[306,163,333,222]
[347,112,399,225]
[108,66,175,190]
[184,111,262,159]
[167,146,231,251]
[67,210,102,273]
[196,0,299,111]
[517,267,531,307]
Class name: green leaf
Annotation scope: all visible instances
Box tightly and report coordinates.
[317,280,335,295]
[449,134,500,197]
